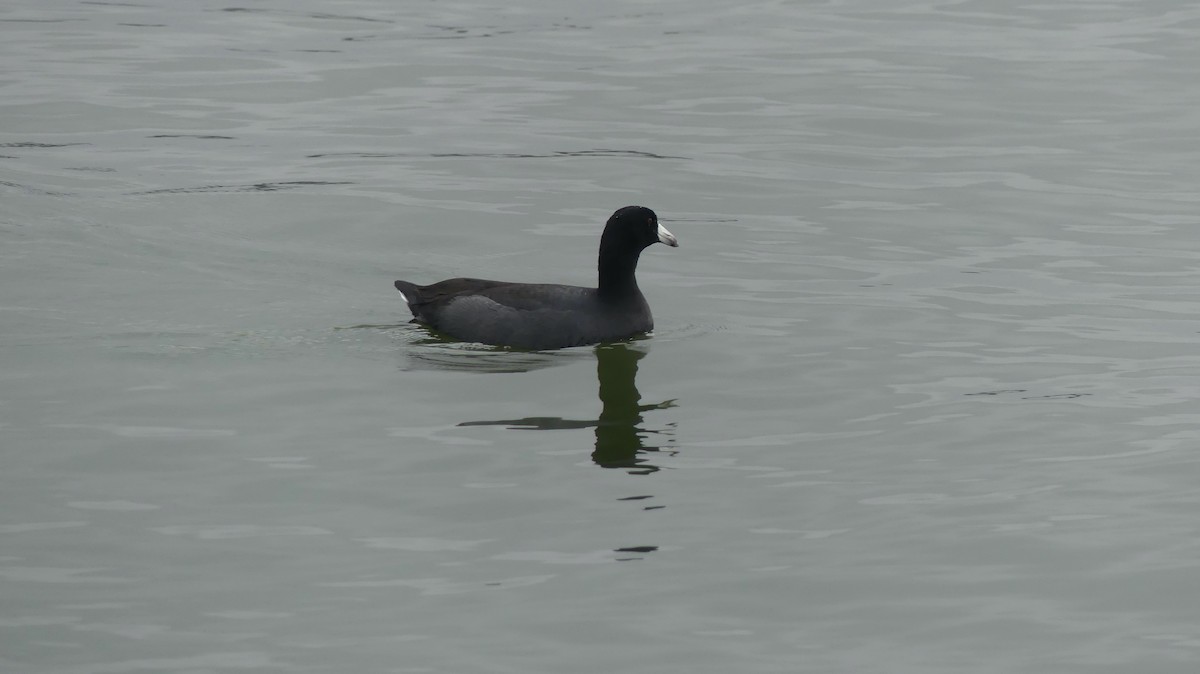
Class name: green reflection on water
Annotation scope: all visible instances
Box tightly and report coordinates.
[460,344,676,474]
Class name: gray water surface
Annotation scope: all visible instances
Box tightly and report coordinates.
[4,1,1200,672]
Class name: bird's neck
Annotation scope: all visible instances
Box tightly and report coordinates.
[597,249,642,299]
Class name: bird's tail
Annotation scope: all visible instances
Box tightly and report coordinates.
[394,280,420,309]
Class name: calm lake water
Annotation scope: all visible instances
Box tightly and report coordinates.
[4,1,1200,672]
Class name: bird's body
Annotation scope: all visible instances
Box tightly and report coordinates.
[394,206,676,350]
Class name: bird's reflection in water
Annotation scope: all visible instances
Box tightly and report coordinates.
[459,344,676,474]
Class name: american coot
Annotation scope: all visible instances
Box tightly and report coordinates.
[394,206,678,350]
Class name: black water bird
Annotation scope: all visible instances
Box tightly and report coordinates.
[394,206,678,349]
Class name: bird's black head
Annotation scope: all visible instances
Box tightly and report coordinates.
[597,206,677,297]
[603,205,678,252]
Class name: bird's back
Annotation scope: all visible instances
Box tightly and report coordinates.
[394,278,651,349]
